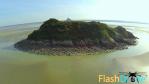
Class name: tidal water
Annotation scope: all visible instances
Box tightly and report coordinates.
[0,21,149,84]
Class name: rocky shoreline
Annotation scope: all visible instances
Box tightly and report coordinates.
[15,39,137,56]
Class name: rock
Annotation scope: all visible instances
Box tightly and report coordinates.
[99,38,118,49]
[115,26,136,39]
[53,40,73,47]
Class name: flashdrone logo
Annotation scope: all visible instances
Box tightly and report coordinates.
[98,72,147,84]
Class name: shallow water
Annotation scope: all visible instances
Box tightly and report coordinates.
[0,22,149,84]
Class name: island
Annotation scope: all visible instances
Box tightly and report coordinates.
[15,18,137,56]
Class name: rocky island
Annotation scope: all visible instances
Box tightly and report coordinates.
[15,18,137,56]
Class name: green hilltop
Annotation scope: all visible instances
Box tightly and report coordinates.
[27,18,136,48]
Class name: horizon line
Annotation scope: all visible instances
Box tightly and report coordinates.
[1,19,149,28]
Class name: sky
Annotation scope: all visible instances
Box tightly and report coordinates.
[0,0,149,26]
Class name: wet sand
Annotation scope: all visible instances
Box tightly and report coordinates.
[0,60,50,84]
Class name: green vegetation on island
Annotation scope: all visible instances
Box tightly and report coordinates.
[15,18,137,56]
